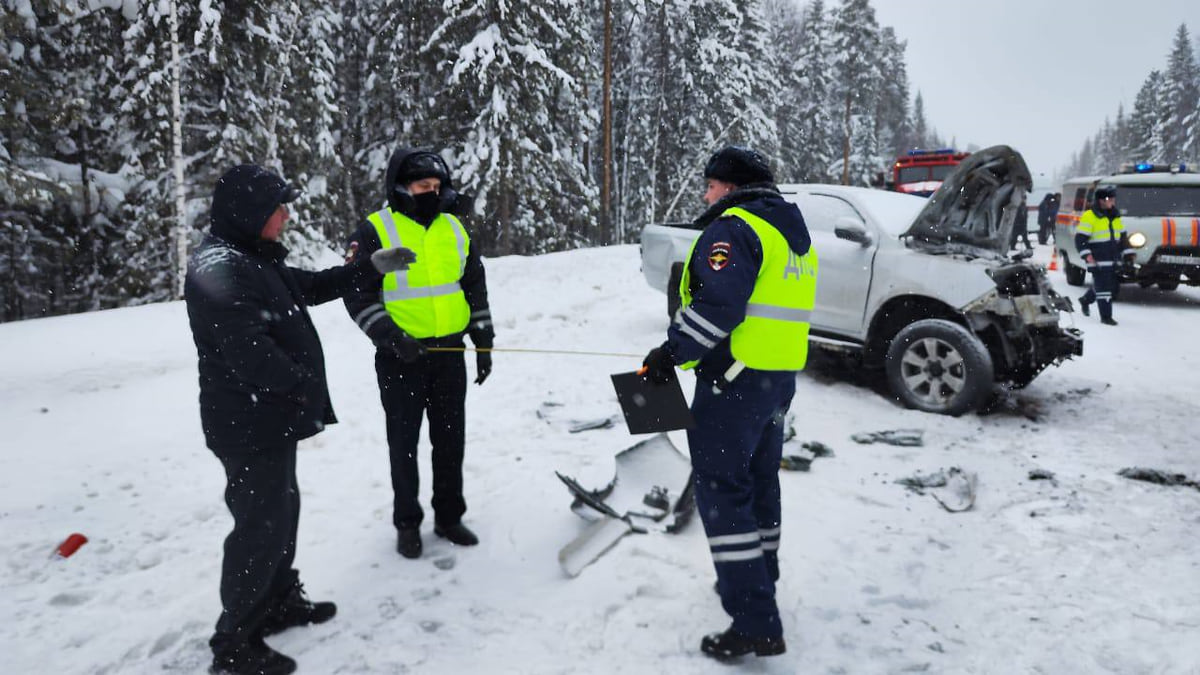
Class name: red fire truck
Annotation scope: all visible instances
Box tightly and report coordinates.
[892,148,970,197]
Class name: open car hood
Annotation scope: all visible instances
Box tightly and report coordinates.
[902,145,1032,257]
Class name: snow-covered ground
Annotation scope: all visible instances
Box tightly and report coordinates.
[2,242,1198,674]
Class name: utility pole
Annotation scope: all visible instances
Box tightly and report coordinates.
[169,0,188,298]
[842,94,851,186]
[600,0,614,245]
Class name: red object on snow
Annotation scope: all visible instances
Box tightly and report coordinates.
[54,533,88,558]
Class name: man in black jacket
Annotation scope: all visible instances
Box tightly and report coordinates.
[185,164,380,675]
[343,147,494,559]
[1037,192,1060,245]
[1010,195,1032,251]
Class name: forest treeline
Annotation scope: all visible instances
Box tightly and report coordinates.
[1,0,942,321]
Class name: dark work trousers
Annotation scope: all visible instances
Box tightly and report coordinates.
[1038,222,1053,245]
[1081,261,1117,321]
[376,349,468,531]
[687,368,796,640]
[1010,228,1032,251]
[210,443,300,656]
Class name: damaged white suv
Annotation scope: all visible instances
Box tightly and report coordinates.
[640,145,1083,415]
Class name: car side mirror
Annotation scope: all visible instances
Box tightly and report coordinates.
[834,218,872,247]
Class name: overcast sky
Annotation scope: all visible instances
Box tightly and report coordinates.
[872,0,1200,187]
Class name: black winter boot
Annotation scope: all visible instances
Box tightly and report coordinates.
[434,522,479,546]
[700,627,786,659]
[260,582,336,636]
[397,527,423,558]
[1078,295,1091,316]
[210,639,296,675]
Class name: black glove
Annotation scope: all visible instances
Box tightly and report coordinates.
[371,246,417,273]
[474,350,492,385]
[376,332,427,363]
[641,346,675,385]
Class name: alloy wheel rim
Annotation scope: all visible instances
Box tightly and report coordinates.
[899,336,967,407]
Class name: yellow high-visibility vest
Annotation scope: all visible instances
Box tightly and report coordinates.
[1077,209,1125,243]
[368,207,471,338]
[679,206,818,371]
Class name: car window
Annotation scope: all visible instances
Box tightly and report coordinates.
[1115,186,1200,217]
[790,194,864,233]
[1072,187,1087,212]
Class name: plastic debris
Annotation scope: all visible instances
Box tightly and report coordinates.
[851,429,924,447]
[53,533,88,559]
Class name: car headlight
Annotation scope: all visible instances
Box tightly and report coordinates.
[1128,232,1147,248]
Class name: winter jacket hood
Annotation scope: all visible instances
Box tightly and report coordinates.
[385,147,457,215]
[210,164,300,248]
[694,184,812,256]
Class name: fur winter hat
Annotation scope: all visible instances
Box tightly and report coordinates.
[703,146,774,186]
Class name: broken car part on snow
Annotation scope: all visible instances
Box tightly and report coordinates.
[556,434,696,577]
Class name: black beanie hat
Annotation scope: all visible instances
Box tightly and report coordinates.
[1094,185,1116,200]
[703,146,774,186]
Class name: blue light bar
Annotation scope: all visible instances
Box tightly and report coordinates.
[1135,162,1153,173]
[906,148,958,156]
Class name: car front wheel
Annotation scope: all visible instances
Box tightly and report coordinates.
[885,319,995,416]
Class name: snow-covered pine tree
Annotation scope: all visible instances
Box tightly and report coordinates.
[830,0,882,186]
[435,0,597,255]
[876,26,911,161]
[190,1,335,264]
[911,91,930,149]
[644,0,776,222]
[105,1,193,305]
[1110,103,1131,167]
[605,1,663,237]
[1090,119,1118,175]
[725,0,780,160]
[793,0,837,182]
[1128,71,1165,162]
[1160,24,1199,163]
[278,1,344,247]
[0,2,137,316]
[0,4,74,319]
[762,0,808,183]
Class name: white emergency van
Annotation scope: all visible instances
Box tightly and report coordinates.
[1055,164,1200,291]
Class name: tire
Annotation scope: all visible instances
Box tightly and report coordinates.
[885,319,995,416]
[1158,280,1179,291]
[666,262,684,320]
[1062,251,1086,286]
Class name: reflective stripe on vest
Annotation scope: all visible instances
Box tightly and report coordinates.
[368,208,471,339]
[1077,210,1124,243]
[678,206,818,371]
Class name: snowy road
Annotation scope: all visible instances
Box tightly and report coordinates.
[1,242,1197,674]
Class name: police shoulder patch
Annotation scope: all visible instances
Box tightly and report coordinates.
[344,240,359,263]
[708,241,732,271]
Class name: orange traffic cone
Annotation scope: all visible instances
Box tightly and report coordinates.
[1048,248,1058,271]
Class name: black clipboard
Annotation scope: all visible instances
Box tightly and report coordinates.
[610,371,695,434]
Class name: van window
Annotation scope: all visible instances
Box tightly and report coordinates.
[898,166,929,183]
[1116,186,1200,217]
[1072,188,1087,212]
